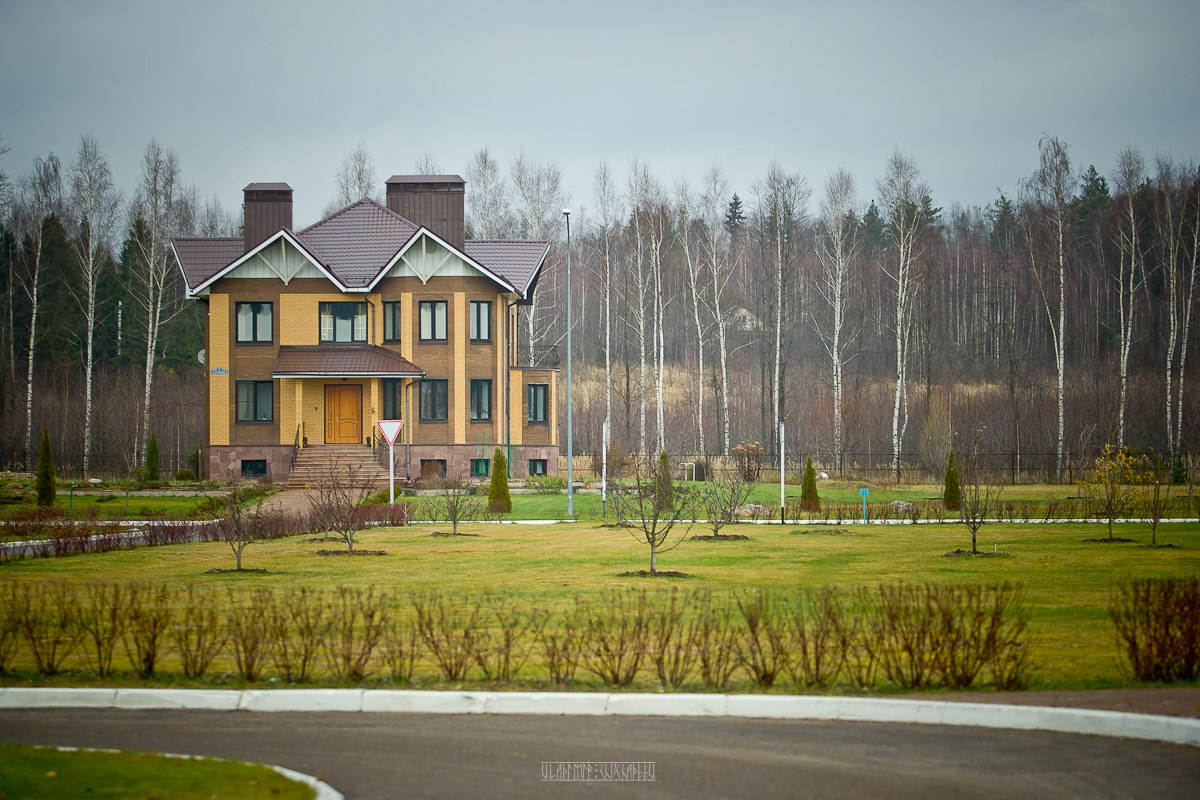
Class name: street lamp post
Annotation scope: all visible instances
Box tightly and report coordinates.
[563,208,574,518]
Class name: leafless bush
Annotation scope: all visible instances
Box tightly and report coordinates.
[538,604,584,686]
[932,583,1029,689]
[218,485,267,570]
[646,589,699,689]
[785,587,850,689]
[413,591,480,682]
[428,476,483,535]
[13,582,80,676]
[308,460,374,551]
[843,587,880,689]
[323,587,388,682]
[731,441,765,482]
[225,587,273,682]
[172,585,225,679]
[381,611,420,684]
[472,595,547,682]
[0,584,19,673]
[693,591,738,691]
[732,590,789,687]
[579,590,649,686]
[79,582,126,677]
[871,583,939,689]
[268,587,327,683]
[1111,576,1200,683]
[695,477,754,537]
[123,583,172,679]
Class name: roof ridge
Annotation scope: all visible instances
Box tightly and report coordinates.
[298,196,417,234]
[467,238,551,244]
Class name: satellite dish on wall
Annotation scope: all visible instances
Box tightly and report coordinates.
[197,349,206,365]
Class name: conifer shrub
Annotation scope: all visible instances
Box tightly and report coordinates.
[943,450,962,511]
[145,434,160,482]
[35,429,55,508]
[487,448,512,514]
[800,456,820,511]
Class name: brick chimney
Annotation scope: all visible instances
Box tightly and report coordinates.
[385,175,465,250]
[243,182,293,253]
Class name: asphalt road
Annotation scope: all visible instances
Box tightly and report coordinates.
[4,710,1199,799]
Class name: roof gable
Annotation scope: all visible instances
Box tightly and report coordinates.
[174,196,551,298]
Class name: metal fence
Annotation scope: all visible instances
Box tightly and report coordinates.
[555,451,1171,485]
[0,452,197,482]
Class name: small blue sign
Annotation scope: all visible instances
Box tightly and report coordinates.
[859,488,869,497]
[210,367,229,375]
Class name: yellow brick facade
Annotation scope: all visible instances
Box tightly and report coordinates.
[208,294,230,446]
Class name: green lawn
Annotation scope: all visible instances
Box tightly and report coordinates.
[0,744,315,799]
[2,514,1197,690]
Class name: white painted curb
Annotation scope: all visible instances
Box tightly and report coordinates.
[1,688,1196,748]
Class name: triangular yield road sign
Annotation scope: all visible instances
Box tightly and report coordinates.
[376,419,404,446]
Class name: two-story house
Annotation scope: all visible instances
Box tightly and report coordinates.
[172,176,559,484]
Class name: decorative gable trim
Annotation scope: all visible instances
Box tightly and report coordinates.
[369,228,518,295]
[190,229,355,295]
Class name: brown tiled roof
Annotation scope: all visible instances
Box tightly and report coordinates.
[272,345,425,377]
[464,240,552,297]
[173,198,550,298]
[296,198,419,288]
[172,238,244,288]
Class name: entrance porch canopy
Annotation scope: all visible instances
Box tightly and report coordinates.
[271,345,425,379]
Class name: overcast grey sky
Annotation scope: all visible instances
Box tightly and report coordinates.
[2,0,1197,229]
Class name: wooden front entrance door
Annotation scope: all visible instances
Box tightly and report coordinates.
[324,385,362,444]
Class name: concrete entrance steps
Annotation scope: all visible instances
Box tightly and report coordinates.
[286,444,389,489]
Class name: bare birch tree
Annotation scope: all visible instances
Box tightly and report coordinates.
[592,161,620,445]
[675,178,707,455]
[814,168,861,471]
[413,152,443,175]
[625,159,653,453]
[16,153,62,468]
[324,142,378,216]
[1021,136,1076,479]
[1155,159,1200,455]
[465,146,510,239]
[753,163,809,450]
[129,140,189,466]
[877,151,927,480]
[511,152,564,365]
[701,167,734,455]
[1111,147,1149,449]
[66,136,122,477]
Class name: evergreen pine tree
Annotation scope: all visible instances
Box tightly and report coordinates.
[653,450,675,514]
[800,456,820,511]
[724,193,745,236]
[943,450,962,511]
[1172,453,1187,485]
[487,448,512,514]
[145,433,160,482]
[36,428,56,508]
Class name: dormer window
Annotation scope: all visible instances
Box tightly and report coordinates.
[320,302,367,343]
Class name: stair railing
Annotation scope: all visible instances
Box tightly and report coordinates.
[289,424,302,474]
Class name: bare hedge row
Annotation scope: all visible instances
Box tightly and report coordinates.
[0,583,1031,691]
[0,504,412,564]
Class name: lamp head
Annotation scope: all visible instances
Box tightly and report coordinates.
[562,208,571,217]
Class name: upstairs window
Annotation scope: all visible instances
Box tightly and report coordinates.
[383,301,402,343]
[319,302,367,343]
[470,300,491,342]
[235,302,272,343]
[419,300,447,341]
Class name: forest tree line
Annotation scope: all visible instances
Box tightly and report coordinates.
[1,137,1198,480]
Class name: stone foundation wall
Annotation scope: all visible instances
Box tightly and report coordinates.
[386,444,560,481]
[207,446,292,483]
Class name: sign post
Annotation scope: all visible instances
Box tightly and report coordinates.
[375,420,404,505]
[860,487,869,524]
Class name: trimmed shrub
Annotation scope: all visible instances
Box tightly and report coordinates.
[36,429,55,508]
[487,448,512,514]
[174,468,197,482]
[1110,576,1200,682]
[145,434,160,482]
[943,450,961,511]
[653,451,675,514]
[525,474,566,494]
[800,457,820,511]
